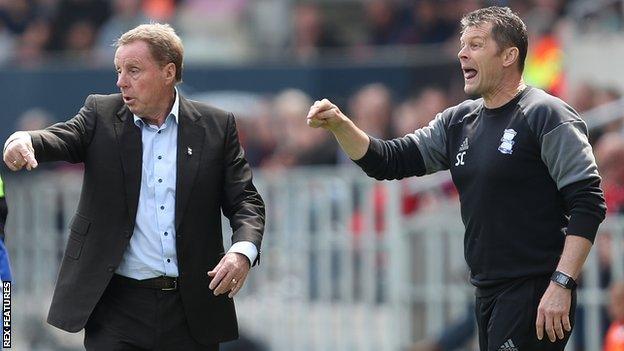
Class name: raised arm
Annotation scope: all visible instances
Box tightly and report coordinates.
[3,95,98,171]
[307,98,451,180]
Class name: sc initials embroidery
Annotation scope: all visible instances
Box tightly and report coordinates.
[455,137,469,166]
[455,151,466,166]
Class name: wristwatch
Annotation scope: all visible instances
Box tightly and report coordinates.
[550,271,577,289]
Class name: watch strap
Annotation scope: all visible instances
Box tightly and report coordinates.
[551,270,577,289]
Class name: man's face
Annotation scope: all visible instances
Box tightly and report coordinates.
[458,22,506,97]
[114,40,173,120]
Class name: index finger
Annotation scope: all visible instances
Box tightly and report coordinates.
[19,147,37,170]
[213,270,237,296]
[536,311,544,340]
[307,100,335,118]
[208,266,228,290]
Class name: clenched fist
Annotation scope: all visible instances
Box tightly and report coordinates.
[3,132,38,171]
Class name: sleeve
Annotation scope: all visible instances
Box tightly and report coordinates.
[221,113,266,266]
[538,105,606,242]
[353,110,451,180]
[28,95,98,164]
[228,241,258,267]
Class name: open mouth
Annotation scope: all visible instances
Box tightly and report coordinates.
[463,68,478,80]
[123,96,135,104]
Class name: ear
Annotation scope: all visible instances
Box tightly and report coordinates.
[502,47,519,68]
[163,62,176,83]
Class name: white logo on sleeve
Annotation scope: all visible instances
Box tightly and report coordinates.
[498,338,518,351]
[498,129,517,154]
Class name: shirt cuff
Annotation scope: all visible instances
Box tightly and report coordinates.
[228,241,257,267]
[3,132,32,153]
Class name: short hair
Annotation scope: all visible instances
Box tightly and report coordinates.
[460,6,528,73]
[116,23,184,83]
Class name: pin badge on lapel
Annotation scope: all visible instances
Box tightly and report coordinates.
[187,146,193,156]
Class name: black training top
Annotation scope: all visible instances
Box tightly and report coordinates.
[354,86,606,288]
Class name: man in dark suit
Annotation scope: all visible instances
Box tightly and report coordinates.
[2,23,265,351]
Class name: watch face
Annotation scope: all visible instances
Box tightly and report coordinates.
[555,275,568,285]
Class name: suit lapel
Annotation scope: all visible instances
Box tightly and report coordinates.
[114,105,142,226]
[175,97,205,230]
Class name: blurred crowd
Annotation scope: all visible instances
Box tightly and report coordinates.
[0,0,623,66]
[229,80,623,169]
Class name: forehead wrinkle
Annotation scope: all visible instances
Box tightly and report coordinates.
[462,30,489,41]
[461,23,491,40]
[114,56,144,68]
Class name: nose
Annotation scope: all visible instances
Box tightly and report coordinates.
[458,45,468,61]
[116,72,128,89]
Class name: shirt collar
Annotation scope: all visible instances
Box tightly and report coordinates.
[133,87,180,127]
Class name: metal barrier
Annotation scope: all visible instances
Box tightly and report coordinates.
[3,168,618,350]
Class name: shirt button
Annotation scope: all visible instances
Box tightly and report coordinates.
[160,205,165,210]
[158,130,162,134]
[167,258,171,263]
[164,232,168,236]
[158,155,162,160]
[158,178,162,183]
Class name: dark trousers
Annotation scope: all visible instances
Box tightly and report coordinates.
[84,275,219,351]
[475,275,576,351]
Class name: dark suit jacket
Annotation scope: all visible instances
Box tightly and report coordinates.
[28,93,265,344]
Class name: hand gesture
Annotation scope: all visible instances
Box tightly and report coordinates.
[306,98,347,131]
[536,282,572,342]
[3,132,38,171]
[207,252,250,298]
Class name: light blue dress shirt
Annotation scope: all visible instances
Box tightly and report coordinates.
[116,89,257,280]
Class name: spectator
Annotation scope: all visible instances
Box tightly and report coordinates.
[290,2,342,62]
[263,89,337,169]
[0,23,16,65]
[0,0,36,35]
[13,18,51,67]
[96,0,148,62]
[175,0,252,63]
[605,281,624,351]
[349,83,394,139]
[46,0,110,53]
[236,97,276,167]
[364,0,406,46]
[594,133,624,214]
[63,20,97,61]
[392,87,446,137]
[400,0,458,45]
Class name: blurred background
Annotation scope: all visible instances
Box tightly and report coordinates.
[2,0,624,350]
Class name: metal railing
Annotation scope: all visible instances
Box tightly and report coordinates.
[2,168,618,350]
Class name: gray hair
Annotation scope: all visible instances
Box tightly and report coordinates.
[116,23,184,83]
